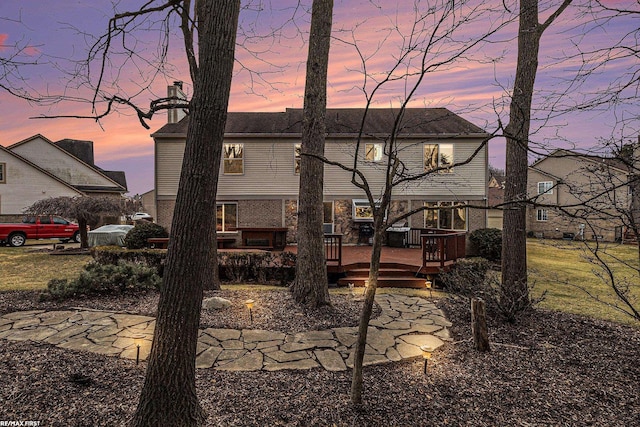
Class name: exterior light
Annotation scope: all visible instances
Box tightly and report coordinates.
[421,345,434,374]
[133,337,145,365]
[425,280,433,298]
[244,299,255,324]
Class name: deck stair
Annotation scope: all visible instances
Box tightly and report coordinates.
[336,262,427,289]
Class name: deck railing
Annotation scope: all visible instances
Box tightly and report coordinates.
[420,230,466,272]
[324,234,343,268]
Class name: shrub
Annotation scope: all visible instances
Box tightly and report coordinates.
[91,246,165,274]
[42,261,161,300]
[469,228,502,261]
[439,257,542,322]
[124,222,168,249]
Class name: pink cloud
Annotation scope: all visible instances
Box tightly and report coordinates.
[0,33,8,50]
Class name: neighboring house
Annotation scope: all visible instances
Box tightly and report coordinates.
[487,186,504,230]
[487,170,505,230]
[527,149,633,242]
[153,98,490,246]
[0,134,127,221]
[140,189,157,220]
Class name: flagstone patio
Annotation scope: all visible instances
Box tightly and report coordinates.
[0,293,451,372]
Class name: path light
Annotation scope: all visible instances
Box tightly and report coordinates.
[133,337,145,365]
[421,345,434,374]
[244,299,255,324]
[364,279,369,295]
[425,280,433,298]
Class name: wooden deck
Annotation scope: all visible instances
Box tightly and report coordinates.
[284,232,463,289]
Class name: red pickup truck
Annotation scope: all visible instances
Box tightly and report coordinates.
[0,215,81,247]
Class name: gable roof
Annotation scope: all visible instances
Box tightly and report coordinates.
[8,134,127,193]
[152,108,488,137]
[0,144,85,196]
[530,149,629,174]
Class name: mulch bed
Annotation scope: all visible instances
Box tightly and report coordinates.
[1,289,639,426]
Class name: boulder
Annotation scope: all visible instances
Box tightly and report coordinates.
[202,297,232,311]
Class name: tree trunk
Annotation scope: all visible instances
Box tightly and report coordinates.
[292,0,333,308]
[130,1,240,426]
[78,218,89,249]
[501,0,541,317]
[350,214,385,405]
[471,298,490,352]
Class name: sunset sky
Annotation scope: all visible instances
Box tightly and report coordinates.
[1,0,638,195]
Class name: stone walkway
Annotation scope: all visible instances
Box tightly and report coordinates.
[0,294,451,372]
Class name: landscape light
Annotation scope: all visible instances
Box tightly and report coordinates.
[425,280,433,298]
[244,299,255,324]
[421,345,434,374]
[133,337,145,365]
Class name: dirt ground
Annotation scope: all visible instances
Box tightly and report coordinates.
[1,289,638,426]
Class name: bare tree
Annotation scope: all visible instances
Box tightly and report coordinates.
[292,0,333,307]
[315,0,506,404]
[501,0,573,318]
[25,196,122,248]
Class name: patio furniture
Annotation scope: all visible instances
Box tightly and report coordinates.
[237,227,288,251]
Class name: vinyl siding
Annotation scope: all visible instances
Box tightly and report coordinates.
[10,136,116,187]
[156,136,487,199]
[0,150,82,215]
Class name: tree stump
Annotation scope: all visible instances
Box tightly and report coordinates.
[471,298,490,352]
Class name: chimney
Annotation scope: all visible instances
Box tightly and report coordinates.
[167,81,187,124]
[55,139,95,165]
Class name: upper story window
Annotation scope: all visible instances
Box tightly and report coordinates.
[0,163,5,183]
[294,143,301,174]
[424,144,454,173]
[223,144,244,175]
[365,143,383,162]
[216,202,238,232]
[537,181,553,195]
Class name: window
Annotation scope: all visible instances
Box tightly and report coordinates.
[537,181,553,195]
[536,209,548,221]
[424,201,467,230]
[294,143,301,174]
[352,199,381,222]
[223,144,244,174]
[323,201,334,234]
[216,203,238,232]
[424,144,454,172]
[365,143,383,162]
[0,163,5,183]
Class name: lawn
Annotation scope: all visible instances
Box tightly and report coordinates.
[1,238,638,325]
[528,238,640,325]
[0,241,90,291]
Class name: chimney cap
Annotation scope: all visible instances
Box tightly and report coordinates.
[173,81,183,89]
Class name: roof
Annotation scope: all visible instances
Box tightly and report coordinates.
[8,134,127,193]
[152,108,488,137]
[530,149,629,174]
[0,144,85,196]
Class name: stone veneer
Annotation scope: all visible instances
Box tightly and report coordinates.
[158,197,488,246]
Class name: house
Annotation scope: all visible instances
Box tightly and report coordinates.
[153,96,490,247]
[0,134,127,221]
[527,148,635,242]
[487,170,505,230]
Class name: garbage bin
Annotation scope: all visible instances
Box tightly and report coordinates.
[386,227,409,247]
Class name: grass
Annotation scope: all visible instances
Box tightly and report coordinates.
[0,242,90,291]
[1,239,638,325]
[528,239,640,325]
